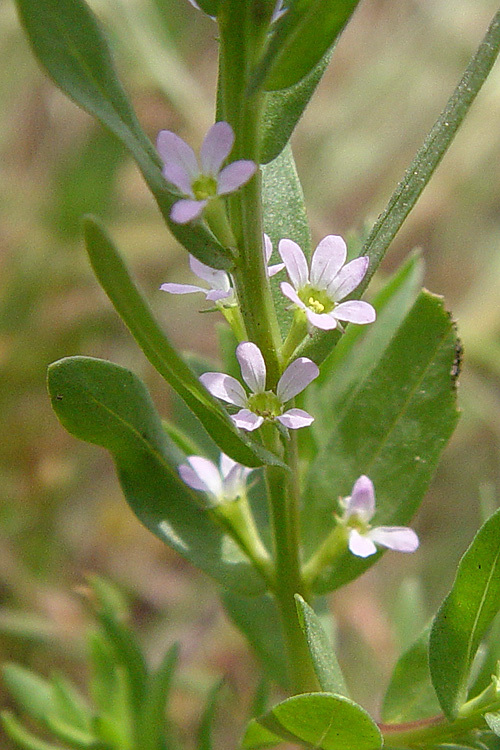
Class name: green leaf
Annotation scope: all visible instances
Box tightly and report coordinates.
[87,630,118,718]
[429,508,500,719]
[260,49,332,164]
[222,592,289,690]
[140,644,178,750]
[309,251,424,437]
[252,693,382,750]
[48,356,267,596]
[303,290,459,591]
[15,0,229,269]
[381,626,441,723]
[262,144,311,337]
[2,664,53,722]
[1,711,68,750]
[485,713,500,737]
[50,674,92,732]
[253,0,361,91]
[301,10,500,367]
[44,715,100,749]
[294,595,348,696]
[241,719,282,750]
[195,0,218,15]
[83,217,281,470]
[197,680,224,750]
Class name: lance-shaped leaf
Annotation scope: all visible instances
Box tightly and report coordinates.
[429,508,500,720]
[262,143,311,337]
[243,693,382,750]
[15,0,230,269]
[140,644,178,750]
[381,626,441,724]
[252,0,361,92]
[295,595,348,696]
[260,48,332,164]
[301,10,500,366]
[302,291,459,591]
[48,356,267,595]
[83,217,281,470]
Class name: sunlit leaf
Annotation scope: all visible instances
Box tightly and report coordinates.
[48,356,267,595]
[430,508,500,719]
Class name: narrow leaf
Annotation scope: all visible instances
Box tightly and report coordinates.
[43,715,99,749]
[48,356,266,595]
[260,49,332,164]
[301,10,500,366]
[262,144,311,337]
[83,216,281,470]
[197,680,224,750]
[430,508,500,719]
[15,0,229,268]
[50,674,92,732]
[1,711,67,750]
[253,0,361,91]
[2,664,53,722]
[257,693,382,750]
[241,719,282,750]
[140,644,179,750]
[295,595,348,696]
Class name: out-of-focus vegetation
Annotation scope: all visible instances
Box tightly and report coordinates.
[1,0,500,744]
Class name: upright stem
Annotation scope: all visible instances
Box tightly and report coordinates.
[217,1,317,693]
[218,0,282,389]
[262,426,319,693]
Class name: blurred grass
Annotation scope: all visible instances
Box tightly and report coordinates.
[1,0,500,742]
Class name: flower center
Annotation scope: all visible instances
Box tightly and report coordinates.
[247,391,282,420]
[299,285,334,315]
[192,174,218,200]
[346,513,371,535]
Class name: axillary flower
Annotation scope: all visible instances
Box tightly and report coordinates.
[160,235,283,303]
[178,453,252,505]
[279,235,376,331]
[342,475,419,558]
[157,121,257,224]
[200,341,319,431]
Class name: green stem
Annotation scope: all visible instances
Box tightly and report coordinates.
[302,524,348,588]
[218,1,282,388]
[262,425,319,693]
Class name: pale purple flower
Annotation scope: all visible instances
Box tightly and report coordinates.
[342,475,419,558]
[160,235,283,303]
[179,453,252,504]
[157,122,257,224]
[200,341,319,431]
[279,235,376,331]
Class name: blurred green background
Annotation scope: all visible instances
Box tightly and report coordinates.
[1,0,500,744]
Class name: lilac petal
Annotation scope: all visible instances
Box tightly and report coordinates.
[310,235,347,290]
[333,300,376,325]
[345,475,375,521]
[217,160,257,195]
[179,464,209,492]
[232,409,264,432]
[369,527,419,553]
[327,256,369,301]
[223,461,252,498]
[170,199,207,224]
[160,282,207,295]
[206,289,233,302]
[277,357,319,402]
[268,262,285,277]
[277,408,314,429]
[189,256,230,290]
[280,282,307,311]
[305,309,338,330]
[348,529,377,558]
[263,234,273,263]
[200,122,234,175]
[199,372,247,407]
[184,456,222,496]
[157,130,198,194]
[278,239,309,290]
[236,342,266,394]
[219,453,238,479]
